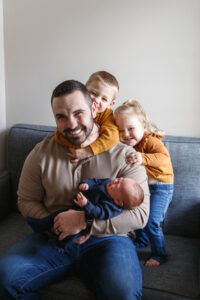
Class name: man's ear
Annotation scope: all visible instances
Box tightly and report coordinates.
[108,99,115,108]
[92,101,97,118]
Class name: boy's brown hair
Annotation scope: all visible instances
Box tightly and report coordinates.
[86,71,119,99]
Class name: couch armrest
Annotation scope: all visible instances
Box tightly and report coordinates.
[0,171,12,220]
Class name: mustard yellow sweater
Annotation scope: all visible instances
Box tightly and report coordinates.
[54,108,119,155]
[135,133,174,183]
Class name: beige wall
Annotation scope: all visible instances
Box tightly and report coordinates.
[1,0,200,170]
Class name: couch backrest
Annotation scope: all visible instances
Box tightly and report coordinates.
[8,124,200,238]
[8,124,55,210]
[163,136,200,238]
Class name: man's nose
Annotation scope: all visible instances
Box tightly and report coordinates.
[66,116,78,129]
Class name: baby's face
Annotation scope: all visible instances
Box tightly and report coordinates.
[86,80,116,114]
[106,177,133,206]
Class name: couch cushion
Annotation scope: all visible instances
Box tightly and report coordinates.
[137,235,200,298]
[163,136,200,238]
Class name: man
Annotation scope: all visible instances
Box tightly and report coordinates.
[0,80,149,299]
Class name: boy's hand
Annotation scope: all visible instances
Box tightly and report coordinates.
[66,147,93,163]
[74,192,88,207]
[79,183,89,191]
[126,152,143,167]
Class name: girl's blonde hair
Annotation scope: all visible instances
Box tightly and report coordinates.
[114,99,165,137]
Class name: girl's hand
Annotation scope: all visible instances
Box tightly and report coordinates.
[79,183,89,191]
[74,192,88,207]
[126,152,143,167]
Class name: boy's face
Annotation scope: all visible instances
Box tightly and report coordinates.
[86,80,116,114]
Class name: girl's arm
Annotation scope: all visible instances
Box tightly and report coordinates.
[126,136,170,168]
[140,136,171,168]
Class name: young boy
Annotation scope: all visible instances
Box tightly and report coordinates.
[54,71,120,160]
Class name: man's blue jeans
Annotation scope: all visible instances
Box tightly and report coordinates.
[0,233,142,299]
[135,183,174,263]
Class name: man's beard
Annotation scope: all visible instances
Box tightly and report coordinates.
[62,116,94,146]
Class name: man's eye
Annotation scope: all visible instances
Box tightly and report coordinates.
[91,92,96,96]
[129,128,134,130]
[75,111,83,116]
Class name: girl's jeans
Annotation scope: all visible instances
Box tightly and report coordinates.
[135,182,174,263]
[0,234,142,300]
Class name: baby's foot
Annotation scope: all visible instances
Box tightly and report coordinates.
[145,258,160,267]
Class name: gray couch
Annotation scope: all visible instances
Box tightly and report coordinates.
[0,123,199,300]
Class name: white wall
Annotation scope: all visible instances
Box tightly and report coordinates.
[0,0,6,171]
[2,0,200,141]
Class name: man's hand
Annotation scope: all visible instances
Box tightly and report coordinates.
[126,152,143,167]
[79,183,89,191]
[66,147,93,163]
[53,209,86,240]
[74,192,88,207]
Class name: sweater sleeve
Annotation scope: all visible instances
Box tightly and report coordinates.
[79,178,111,190]
[141,136,171,168]
[90,109,119,155]
[17,145,50,219]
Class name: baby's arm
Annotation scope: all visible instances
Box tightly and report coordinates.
[79,178,111,190]
[75,198,122,220]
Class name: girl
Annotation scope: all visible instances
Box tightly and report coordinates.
[114,100,174,266]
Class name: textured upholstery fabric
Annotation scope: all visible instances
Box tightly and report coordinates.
[8,124,55,210]
[138,235,200,298]
[163,137,200,238]
[0,171,12,220]
[0,124,199,300]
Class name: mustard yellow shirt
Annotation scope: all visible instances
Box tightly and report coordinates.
[135,133,174,183]
[91,108,119,155]
[54,109,119,155]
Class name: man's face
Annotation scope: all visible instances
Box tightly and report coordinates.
[52,91,95,145]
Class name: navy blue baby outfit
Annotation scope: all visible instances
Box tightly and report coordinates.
[27,178,123,252]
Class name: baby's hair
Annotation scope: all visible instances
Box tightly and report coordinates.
[86,71,119,99]
[114,99,165,137]
[123,181,144,209]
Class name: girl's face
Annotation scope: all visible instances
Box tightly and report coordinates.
[115,113,146,147]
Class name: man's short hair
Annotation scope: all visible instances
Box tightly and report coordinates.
[51,80,92,108]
